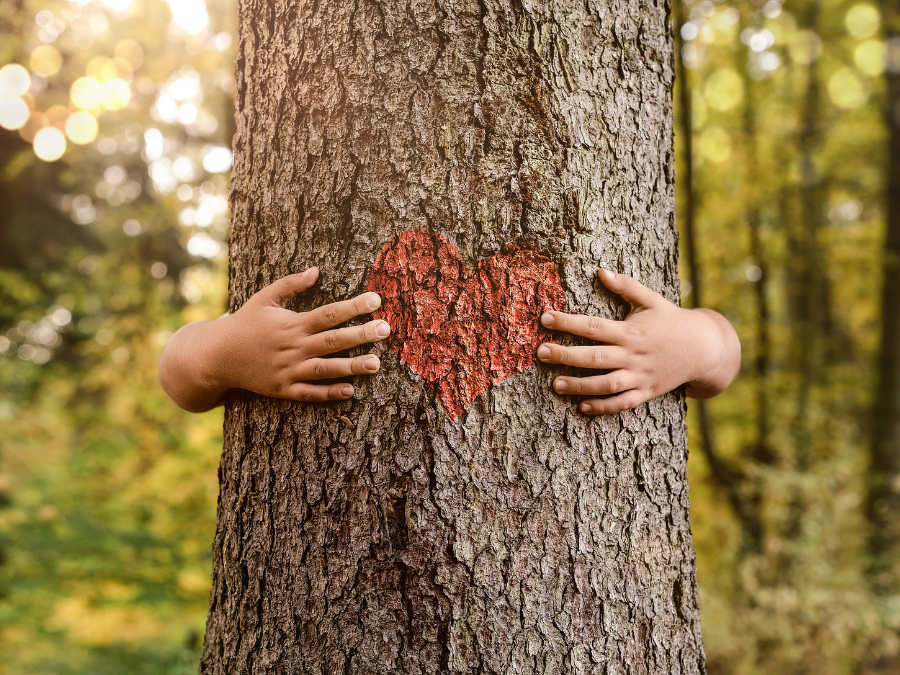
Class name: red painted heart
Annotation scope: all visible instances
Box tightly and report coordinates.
[368,230,566,420]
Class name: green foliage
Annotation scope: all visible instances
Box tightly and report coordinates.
[676,0,897,670]
[0,0,234,670]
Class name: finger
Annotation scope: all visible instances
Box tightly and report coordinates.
[540,311,625,343]
[536,343,630,370]
[598,269,664,310]
[580,390,647,415]
[302,320,391,357]
[301,292,382,333]
[255,268,319,307]
[294,355,381,381]
[552,371,635,397]
[284,381,355,402]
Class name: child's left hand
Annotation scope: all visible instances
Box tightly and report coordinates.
[536,269,741,414]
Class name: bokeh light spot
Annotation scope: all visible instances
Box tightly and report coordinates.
[101,78,130,110]
[846,4,879,38]
[86,56,111,80]
[202,146,233,173]
[829,68,868,108]
[0,64,31,97]
[71,77,102,110]
[114,39,145,69]
[0,97,30,130]
[30,45,62,77]
[33,127,66,162]
[166,0,209,35]
[65,111,99,144]
[704,69,743,111]
[855,40,885,75]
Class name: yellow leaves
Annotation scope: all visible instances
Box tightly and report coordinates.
[177,569,211,595]
[697,127,732,163]
[789,30,823,65]
[704,69,743,111]
[46,597,163,645]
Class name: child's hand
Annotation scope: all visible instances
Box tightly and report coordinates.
[536,269,740,415]
[159,268,390,412]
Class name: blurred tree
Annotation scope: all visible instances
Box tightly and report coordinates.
[867,0,900,588]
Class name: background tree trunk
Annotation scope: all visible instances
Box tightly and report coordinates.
[867,0,900,585]
[201,0,706,671]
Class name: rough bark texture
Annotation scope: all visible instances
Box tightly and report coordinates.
[201,0,705,671]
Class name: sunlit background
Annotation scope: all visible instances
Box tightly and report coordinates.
[0,0,895,671]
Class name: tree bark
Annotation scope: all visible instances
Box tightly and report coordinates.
[201,0,706,672]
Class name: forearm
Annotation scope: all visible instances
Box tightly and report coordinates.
[158,321,230,413]
[684,308,741,399]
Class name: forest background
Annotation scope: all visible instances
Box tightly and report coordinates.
[0,0,895,671]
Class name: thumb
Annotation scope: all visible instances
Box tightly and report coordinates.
[598,269,663,309]
[255,268,319,307]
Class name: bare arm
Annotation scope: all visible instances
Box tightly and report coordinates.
[158,267,390,413]
[536,269,741,414]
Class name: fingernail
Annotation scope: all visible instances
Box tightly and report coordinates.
[367,293,381,309]
[600,268,616,279]
[541,312,555,326]
[341,385,353,397]
[581,402,592,413]
[364,356,379,371]
[376,321,391,337]
[537,344,551,360]
[554,378,568,392]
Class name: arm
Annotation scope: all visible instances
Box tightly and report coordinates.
[536,269,741,414]
[158,267,390,413]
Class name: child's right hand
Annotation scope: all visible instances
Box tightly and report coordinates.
[159,267,391,412]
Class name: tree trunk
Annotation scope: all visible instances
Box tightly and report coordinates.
[867,0,900,582]
[201,0,706,672]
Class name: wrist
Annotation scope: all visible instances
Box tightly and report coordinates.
[684,308,731,398]
[193,318,234,397]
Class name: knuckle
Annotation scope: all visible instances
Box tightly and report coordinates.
[589,349,603,368]
[586,317,603,337]
[323,305,339,323]
[607,379,621,394]
[325,332,341,350]
[313,361,331,379]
